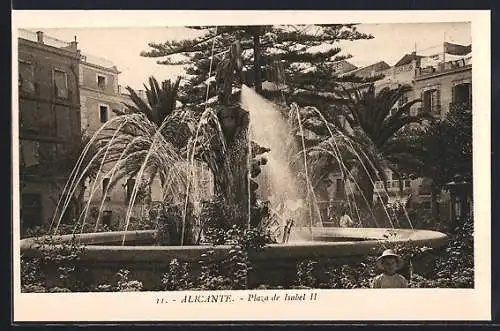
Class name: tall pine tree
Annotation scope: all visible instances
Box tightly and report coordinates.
[140,25,376,112]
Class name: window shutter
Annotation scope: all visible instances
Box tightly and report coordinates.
[466,83,472,104]
[422,90,431,113]
[435,89,441,115]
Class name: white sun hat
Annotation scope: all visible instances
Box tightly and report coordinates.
[375,249,404,271]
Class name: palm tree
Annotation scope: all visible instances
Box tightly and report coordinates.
[119,76,191,150]
[302,83,429,210]
[90,76,194,204]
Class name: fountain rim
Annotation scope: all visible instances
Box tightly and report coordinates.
[19,227,448,263]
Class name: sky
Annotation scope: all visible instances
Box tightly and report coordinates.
[36,22,471,90]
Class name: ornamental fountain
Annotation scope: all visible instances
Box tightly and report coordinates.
[20,40,448,290]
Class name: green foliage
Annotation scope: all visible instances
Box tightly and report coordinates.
[115,269,144,292]
[149,200,196,246]
[198,195,235,244]
[161,259,194,291]
[94,269,144,292]
[120,76,191,151]
[195,225,274,290]
[140,25,374,111]
[198,196,277,245]
[197,249,234,290]
[21,234,88,292]
[325,260,377,289]
[419,104,472,189]
[301,83,427,209]
[421,215,474,288]
[295,260,319,288]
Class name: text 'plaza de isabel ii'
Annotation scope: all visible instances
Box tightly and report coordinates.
[17,29,472,232]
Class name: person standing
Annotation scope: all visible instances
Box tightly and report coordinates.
[371,249,409,288]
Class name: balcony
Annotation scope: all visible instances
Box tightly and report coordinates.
[374,179,412,194]
[416,57,472,80]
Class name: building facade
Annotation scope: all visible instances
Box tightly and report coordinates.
[79,53,129,135]
[330,60,358,76]
[78,54,169,225]
[18,30,82,232]
[325,49,472,217]
[413,55,472,119]
[340,61,390,79]
[373,52,472,205]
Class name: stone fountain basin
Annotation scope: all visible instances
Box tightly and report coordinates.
[21,227,447,263]
[20,227,447,289]
[20,227,447,262]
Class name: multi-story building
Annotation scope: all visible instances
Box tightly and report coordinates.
[78,53,160,217]
[79,53,129,135]
[18,30,82,231]
[413,55,472,119]
[374,51,471,205]
[327,47,472,212]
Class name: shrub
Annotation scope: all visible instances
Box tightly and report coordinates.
[115,269,144,292]
[194,225,274,290]
[161,259,193,291]
[295,260,318,288]
[149,200,196,245]
[21,234,88,292]
[92,269,144,292]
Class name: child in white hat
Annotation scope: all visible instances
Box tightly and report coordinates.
[371,249,408,288]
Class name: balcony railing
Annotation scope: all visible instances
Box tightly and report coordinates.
[374,179,412,193]
[416,57,472,78]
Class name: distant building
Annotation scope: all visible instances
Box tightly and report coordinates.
[340,61,390,79]
[331,60,358,76]
[373,50,471,205]
[77,53,165,220]
[326,46,472,218]
[374,52,420,90]
[413,54,472,119]
[79,53,129,134]
[18,30,82,231]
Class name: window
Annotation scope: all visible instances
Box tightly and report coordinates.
[99,105,109,123]
[422,88,441,115]
[452,83,471,105]
[97,75,106,90]
[19,61,35,93]
[54,69,68,98]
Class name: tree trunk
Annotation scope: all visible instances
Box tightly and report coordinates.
[252,29,263,94]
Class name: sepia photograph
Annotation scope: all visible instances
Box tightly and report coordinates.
[12,10,490,322]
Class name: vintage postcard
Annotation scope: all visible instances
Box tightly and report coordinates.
[12,10,491,322]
